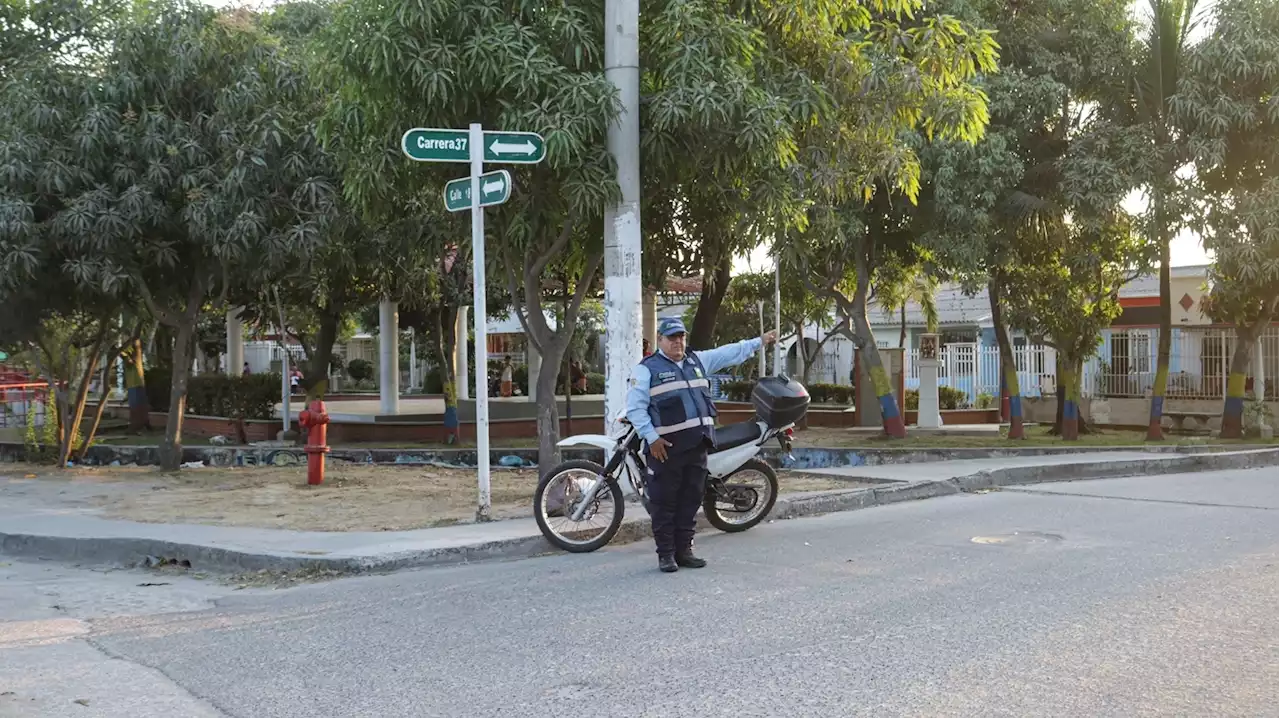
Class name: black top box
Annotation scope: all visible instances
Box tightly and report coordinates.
[752,376,810,428]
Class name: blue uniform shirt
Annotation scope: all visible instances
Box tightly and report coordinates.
[625,337,763,444]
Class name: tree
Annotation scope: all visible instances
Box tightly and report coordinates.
[684,269,832,380]
[1004,217,1144,440]
[2,1,334,468]
[1133,0,1203,441]
[781,2,999,438]
[874,261,939,349]
[917,0,1142,440]
[1176,0,1279,438]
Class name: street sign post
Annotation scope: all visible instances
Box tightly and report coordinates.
[400,124,546,521]
[443,170,511,212]
[402,128,546,164]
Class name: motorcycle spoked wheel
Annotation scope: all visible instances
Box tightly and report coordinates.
[702,458,778,533]
[533,460,625,553]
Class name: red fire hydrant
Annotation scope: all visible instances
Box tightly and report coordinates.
[298,399,331,486]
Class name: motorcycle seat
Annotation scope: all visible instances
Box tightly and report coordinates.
[711,420,763,453]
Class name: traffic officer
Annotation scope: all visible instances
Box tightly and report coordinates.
[625,317,776,573]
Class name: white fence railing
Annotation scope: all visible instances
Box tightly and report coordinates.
[904,326,1278,406]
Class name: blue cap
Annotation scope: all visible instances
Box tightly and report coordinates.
[658,317,687,337]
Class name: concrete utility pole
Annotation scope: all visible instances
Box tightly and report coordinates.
[603,0,642,435]
[379,299,400,415]
[226,308,244,376]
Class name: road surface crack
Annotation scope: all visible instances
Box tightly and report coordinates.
[1004,488,1277,511]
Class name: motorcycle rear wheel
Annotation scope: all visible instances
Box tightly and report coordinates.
[703,458,778,533]
[534,460,626,553]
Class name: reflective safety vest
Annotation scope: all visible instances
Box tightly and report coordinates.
[642,351,718,453]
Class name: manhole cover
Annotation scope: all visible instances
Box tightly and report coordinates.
[970,531,1064,546]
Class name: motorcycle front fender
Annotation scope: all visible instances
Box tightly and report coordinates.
[556,434,616,451]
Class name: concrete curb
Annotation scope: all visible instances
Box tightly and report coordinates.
[2,440,1270,471]
[2,449,1275,576]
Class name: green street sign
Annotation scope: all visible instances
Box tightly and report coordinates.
[402,128,470,162]
[444,170,512,212]
[402,128,546,164]
[481,132,545,164]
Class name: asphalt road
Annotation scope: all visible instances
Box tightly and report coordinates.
[2,468,1276,717]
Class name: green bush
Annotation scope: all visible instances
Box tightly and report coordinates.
[346,358,374,383]
[586,372,605,394]
[720,380,755,402]
[905,386,971,411]
[185,373,281,420]
[939,385,968,410]
[975,392,996,410]
[807,383,853,405]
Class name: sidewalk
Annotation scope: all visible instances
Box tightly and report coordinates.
[2,449,1275,576]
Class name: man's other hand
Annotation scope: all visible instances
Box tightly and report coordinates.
[762,331,777,345]
[650,437,672,462]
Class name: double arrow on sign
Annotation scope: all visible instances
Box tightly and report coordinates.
[443,170,512,212]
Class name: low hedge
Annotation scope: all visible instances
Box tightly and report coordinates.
[144,370,281,420]
[905,385,970,411]
[719,380,854,405]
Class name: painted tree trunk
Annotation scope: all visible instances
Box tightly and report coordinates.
[988,278,1023,439]
[1220,331,1255,439]
[852,254,905,438]
[125,337,149,432]
[1147,205,1172,441]
[436,306,461,445]
[1060,361,1080,441]
[1052,354,1065,435]
[159,321,195,471]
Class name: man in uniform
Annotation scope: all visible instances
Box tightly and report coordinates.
[625,317,776,572]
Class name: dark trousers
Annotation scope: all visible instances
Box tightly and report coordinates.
[646,446,708,557]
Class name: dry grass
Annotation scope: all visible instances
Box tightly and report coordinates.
[0,461,863,532]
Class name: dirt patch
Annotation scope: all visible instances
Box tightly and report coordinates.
[1,462,865,532]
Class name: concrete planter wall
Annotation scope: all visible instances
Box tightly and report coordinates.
[1021,396,1279,429]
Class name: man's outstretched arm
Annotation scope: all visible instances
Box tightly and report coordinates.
[694,336,765,375]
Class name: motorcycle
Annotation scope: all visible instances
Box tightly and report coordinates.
[532,375,810,553]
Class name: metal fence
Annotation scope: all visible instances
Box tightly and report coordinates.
[904,326,1279,406]
[0,382,51,429]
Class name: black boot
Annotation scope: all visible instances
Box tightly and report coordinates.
[658,555,679,573]
[675,551,707,569]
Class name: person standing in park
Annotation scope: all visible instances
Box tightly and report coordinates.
[499,356,514,397]
[625,317,776,573]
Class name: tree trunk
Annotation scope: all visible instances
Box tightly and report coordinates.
[796,321,809,382]
[57,328,107,466]
[534,339,566,468]
[689,255,733,349]
[434,305,461,444]
[1147,196,1172,440]
[159,320,196,471]
[1051,353,1065,435]
[898,304,907,349]
[305,308,341,401]
[1059,356,1080,441]
[1220,328,1255,439]
[988,277,1024,439]
[78,354,118,461]
[851,250,905,438]
[125,337,150,432]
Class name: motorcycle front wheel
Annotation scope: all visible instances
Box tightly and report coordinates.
[534,460,626,553]
[703,458,778,533]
